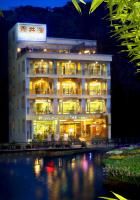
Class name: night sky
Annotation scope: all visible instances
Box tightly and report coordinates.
[0,0,91,11]
[0,0,71,9]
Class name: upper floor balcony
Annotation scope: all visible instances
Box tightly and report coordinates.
[25,55,111,79]
[27,99,107,116]
[27,77,110,98]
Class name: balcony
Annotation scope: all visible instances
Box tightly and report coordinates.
[29,68,53,75]
[19,49,112,62]
[29,110,53,115]
[86,90,107,96]
[29,89,53,95]
[86,109,106,114]
[59,110,82,114]
[58,88,82,96]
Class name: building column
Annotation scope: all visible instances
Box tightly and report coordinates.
[26,120,33,142]
[26,99,30,114]
[53,99,58,114]
[107,62,111,76]
[107,79,111,96]
[107,97,111,113]
[53,60,57,74]
[82,79,86,95]
[25,77,30,95]
[53,78,58,94]
[25,59,30,75]
[81,62,85,76]
[55,119,60,141]
[81,99,86,114]
[108,114,111,139]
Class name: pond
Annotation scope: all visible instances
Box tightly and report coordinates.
[0,152,137,200]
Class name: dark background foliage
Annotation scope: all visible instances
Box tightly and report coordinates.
[0,2,140,142]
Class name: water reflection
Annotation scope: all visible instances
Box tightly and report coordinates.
[0,152,107,200]
[32,153,104,199]
[34,158,43,177]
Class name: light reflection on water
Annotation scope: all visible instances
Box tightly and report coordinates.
[0,152,107,200]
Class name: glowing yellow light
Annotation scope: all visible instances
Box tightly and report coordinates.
[17,48,21,53]
[69,128,74,133]
[84,50,90,54]
[34,159,41,177]
[103,124,106,128]
[57,82,60,89]
[90,81,99,86]
[49,61,53,65]
[43,48,47,52]
[85,83,87,89]
[27,139,32,143]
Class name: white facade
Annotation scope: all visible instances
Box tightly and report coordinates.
[9,23,112,143]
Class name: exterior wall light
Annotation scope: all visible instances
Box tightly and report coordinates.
[17,48,21,53]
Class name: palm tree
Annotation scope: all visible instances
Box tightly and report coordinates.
[72,0,140,69]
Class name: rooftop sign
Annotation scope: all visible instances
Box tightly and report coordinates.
[16,23,46,42]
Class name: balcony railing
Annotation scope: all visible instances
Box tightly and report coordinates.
[58,88,82,95]
[59,109,82,114]
[28,69,108,77]
[29,89,53,95]
[30,69,53,75]
[86,110,106,114]
[29,110,53,115]
[57,70,82,76]
[86,90,107,96]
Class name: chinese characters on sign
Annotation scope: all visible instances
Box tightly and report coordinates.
[16,23,46,42]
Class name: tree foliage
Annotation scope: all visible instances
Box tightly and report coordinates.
[72,0,140,68]
[0,11,3,17]
[99,191,128,200]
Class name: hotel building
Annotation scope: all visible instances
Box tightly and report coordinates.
[8,23,112,142]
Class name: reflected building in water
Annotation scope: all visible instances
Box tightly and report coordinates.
[9,23,112,142]
[33,154,96,200]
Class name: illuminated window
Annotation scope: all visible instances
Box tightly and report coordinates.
[33,120,56,140]
[57,62,81,75]
[33,99,52,114]
[101,64,107,75]
[30,60,53,74]
[58,79,81,95]
[85,62,102,76]
[30,78,52,95]
[86,81,107,95]
[59,100,80,114]
[86,100,106,113]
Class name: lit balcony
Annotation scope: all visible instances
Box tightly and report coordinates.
[57,79,82,96]
[28,60,53,76]
[29,89,53,95]
[86,99,107,114]
[28,99,53,115]
[86,89,107,96]
[29,78,53,95]
[58,100,81,114]
[57,61,82,76]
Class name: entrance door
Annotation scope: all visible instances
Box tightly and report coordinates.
[60,122,81,139]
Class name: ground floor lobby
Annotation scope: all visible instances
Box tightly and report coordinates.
[28,116,109,141]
